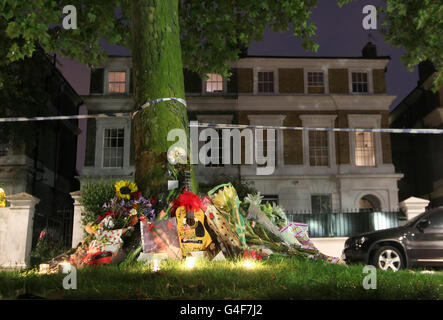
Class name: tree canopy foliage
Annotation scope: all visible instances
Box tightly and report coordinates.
[339,0,443,90]
[1,1,441,88]
[0,0,319,81]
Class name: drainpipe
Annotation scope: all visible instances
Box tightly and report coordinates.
[31,129,40,196]
[52,119,61,217]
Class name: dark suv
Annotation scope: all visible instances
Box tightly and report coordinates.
[343,207,443,271]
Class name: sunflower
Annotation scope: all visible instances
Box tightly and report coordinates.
[115,180,138,200]
[0,188,5,208]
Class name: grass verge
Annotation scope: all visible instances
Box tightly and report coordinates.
[0,256,442,300]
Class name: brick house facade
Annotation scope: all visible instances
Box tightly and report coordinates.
[78,46,402,213]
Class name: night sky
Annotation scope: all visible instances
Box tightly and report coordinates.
[248,0,418,109]
[58,0,418,109]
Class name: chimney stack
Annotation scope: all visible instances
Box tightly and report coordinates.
[362,42,377,58]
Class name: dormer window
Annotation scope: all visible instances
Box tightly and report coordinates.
[351,72,368,93]
[307,72,325,94]
[258,71,274,93]
[205,73,223,93]
[108,71,127,94]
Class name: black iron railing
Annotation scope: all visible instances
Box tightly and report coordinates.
[33,208,74,249]
[286,211,405,238]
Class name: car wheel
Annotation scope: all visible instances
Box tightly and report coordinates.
[372,246,404,272]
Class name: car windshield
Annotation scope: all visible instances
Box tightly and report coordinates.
[404,210,428,227]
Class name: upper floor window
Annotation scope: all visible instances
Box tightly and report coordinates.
[258,71,274,93]
[309,131,329,166]
[205,73,223,93]
[355,131,375,166]
[307,72,325,94]
[351,72,368,93]
[108,71,127,94]
[103,128,124,168]
[311,194,332,214]
[300,115,337,168]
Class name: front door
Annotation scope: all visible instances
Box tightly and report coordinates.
[407,209,443,266]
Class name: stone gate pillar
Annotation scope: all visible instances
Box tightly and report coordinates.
[399,196,430,221]
[0,193,40,269]
[70,190,85,248]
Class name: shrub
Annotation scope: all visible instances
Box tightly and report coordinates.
[80,180,116,226]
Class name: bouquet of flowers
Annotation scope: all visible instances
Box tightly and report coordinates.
[76,180,156,266]
[209,183,247,248]
[97,180,156,230]
[260,202,288,229]
[244,192,288,229]
[165,146,190,208]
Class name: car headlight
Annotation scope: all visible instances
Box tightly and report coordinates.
[355,236,367,245]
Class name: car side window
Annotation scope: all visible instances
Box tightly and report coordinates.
[427,211,443,229]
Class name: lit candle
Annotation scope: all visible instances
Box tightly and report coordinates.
[185,257,196,269]
[39,263,49,273]
[242,260,255,269]
[152,259,161,272]
[58,262,72,274]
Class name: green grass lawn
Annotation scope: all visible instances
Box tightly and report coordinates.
[0,256,442,300]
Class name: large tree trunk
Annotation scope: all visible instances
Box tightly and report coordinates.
[130,0,196,200]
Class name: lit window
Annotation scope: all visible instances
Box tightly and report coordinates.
[309,131,329,166]
[311,195,332,214]
[355,131,375,166]
[206,74,223,93]
[103,128,124,168]
[258,72,274,93]
[108,71,127,94]
[352,72,368,93]
[307,72,325,94]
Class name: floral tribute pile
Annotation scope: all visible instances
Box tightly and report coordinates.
[44,180,343,271]
[204,185,344,263]
[69,181,157,267]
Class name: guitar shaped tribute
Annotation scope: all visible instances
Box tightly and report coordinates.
[174,170,213,256]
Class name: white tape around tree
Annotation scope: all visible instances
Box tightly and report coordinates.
[131,97,187,118]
